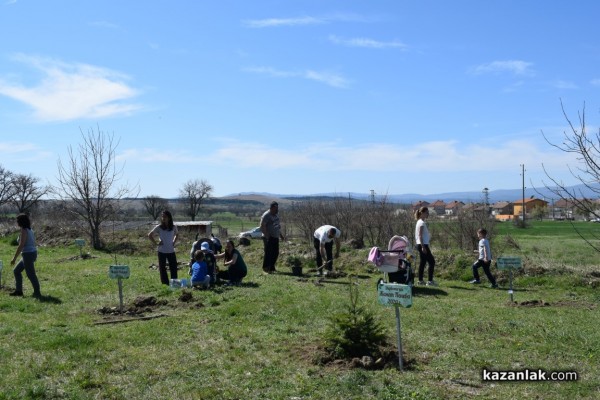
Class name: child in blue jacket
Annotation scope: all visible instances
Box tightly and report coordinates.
[190,250,210,289]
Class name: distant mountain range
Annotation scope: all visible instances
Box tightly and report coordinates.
[225,183,599,204]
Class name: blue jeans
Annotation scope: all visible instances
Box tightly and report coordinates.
[13,251,41,295]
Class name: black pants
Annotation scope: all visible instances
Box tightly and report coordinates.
[158,251,178,285]
[313,238,333,271]
[417,244,435,282]
[262,237,279,272]
[472,259,496,285]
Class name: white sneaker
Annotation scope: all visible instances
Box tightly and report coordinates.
[426,280,438,287]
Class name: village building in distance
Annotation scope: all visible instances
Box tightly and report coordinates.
[412,197,600,221]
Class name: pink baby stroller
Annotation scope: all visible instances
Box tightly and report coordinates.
[368,235,414,286]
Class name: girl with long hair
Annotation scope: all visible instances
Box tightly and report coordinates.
[10,213,42,297]
[215,239,247,286]
[148,210,179,285]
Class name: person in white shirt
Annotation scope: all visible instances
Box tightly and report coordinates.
[148,210,179,285]
[313,225,341,276]
[415,207,437,286]
[469,228,498,288]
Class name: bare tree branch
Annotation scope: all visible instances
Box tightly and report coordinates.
[179,179,213,221]
[142,195,169,220]
[541,100,600,253]
[10,173,49,213]
[54,126,139,249]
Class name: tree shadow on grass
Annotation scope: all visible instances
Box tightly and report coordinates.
[412,287,448,297]
[446,285,478,291]
[36,295,62,304]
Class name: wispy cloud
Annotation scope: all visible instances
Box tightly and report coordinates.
[243,13,373,28]
[243,16,326,28]
[552,80,578,90]
[0,141,53,162]
[329,35,407,50]
[471,60,535,76]
[0,54,142,121]
[4,0,18,5]
[244,66,350,88]
[590,78,600,86]
[117,148,193,163]
[152,138,572,174]
[0,141,39,154]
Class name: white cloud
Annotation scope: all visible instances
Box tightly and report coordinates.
[0,141,39,154]
[590,78,600,86]
[0,54,142,122]
[117,148,192,163]
[471,60,535,76]
[552,80,578,90]
[181,138,576,175]
[304,70,349,88]
[328,35,407,50]
[243,16,326,28]
[0,141,52,163]
[244,66,349,88]
[242,13,373,28]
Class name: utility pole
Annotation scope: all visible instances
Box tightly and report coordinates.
[520,164,526,224]
[482,187,490,216]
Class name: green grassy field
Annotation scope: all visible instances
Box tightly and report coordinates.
[0,221,598,399]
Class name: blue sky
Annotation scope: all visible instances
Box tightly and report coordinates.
[1,0,598,199]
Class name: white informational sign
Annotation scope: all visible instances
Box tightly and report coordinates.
[378,283,412,308]
[109,265,130,279]
[497,257,522,270]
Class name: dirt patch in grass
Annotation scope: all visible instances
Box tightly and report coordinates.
[510,299,552,307]
[95,291,209,323]
[292,341,418,372]
[509,299,597,309]
[97,295,168,317]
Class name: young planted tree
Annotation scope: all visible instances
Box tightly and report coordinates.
[55,126,138,249]
[541,101,600,252]
[179,179,212,221]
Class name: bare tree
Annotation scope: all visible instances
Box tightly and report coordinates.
[55,126,138,249]
[142,195,169,220]
[10,173,49,213]
[437,208,496,252]
[179,179,213,221]
[541,101,600,252]
[286,194,413,247]
[0,164,15,208]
